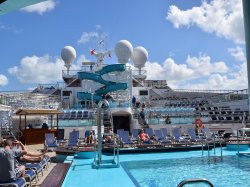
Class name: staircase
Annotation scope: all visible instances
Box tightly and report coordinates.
[132,108,148,129]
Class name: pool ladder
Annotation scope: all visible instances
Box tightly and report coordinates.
[177,178,214,187]
[92,99,120,169]
[201,133,223,161]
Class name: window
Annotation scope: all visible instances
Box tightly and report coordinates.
[139,90,148,96]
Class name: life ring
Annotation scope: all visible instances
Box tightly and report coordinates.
[195,118,203,129]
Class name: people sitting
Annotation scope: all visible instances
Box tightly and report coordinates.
[138,129,151,143]
[3,137,46,162]
[13,140,45,162]
[103,135,113,144]
[0,137,27,182]
[86,131,94,145]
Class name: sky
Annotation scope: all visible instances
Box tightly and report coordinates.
[0,0,247,91]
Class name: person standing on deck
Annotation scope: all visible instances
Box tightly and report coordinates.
[132,96,136,107]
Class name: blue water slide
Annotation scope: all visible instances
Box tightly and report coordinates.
[77,64,128,97]
[95,83,127,95]
[77,72,115,86]
[95,64,126,75]
[77,92,102,101]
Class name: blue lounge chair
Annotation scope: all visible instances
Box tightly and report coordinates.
[25,169,37,186]
[67,130,79,146]
[119,131,134,147]
[57,129,65,142]
[0,177,26,187]
[145,128,154,137]
[131,129,140,142]
[44,133,57,151]
[116,129,124,140]
[161,128,173,140]
[201,128,219,141]
[172,127,189,143]
[16,159,44,181]
[24,162,43,179]
[186,127,202,142]
[154,129,172,144]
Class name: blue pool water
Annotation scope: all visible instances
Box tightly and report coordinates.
[62,148,250,187]
[122,155,250,187]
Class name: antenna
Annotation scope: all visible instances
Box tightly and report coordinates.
[91,37,111,68]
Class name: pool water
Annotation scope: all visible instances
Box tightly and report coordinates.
[62,148,249,187]
[122,155,250,187]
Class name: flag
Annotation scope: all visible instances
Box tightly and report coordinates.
[90,49,95,55]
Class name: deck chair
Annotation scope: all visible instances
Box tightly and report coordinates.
[24,162,43,179]
[131,129,140,142]
[0,177,26,187]
[161,128,173,140]
[67,130,79,146]
[154,129,172,144]
[186,127,202,142]
[17,158,46,180]
[145,128,154,138]
[201,128,219,141]
[25,169,37,186]
[44,133,58,151]
[172,127,190,143]
[116,129,124,138]
[119,131,134,147]
[201,128,221,142]
[57,129,66,144]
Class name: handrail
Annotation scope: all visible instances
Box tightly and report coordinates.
[177,178,214,187]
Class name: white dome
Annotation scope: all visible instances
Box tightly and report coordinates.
[115,40,133,64]
[61,46,76,65]
[131,46,148,68]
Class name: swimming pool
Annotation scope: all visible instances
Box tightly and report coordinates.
[62,148,250,187]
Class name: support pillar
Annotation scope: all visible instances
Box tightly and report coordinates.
[242,0,250,112]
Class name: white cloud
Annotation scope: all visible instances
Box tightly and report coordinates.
[21,0,56,15]
[228,46,246,62]
[143,53,247,90]
[77,25,108,44]
[8,54,84,84]
[8,55,64,83]
[0,75,8,86]
[166,0,244,44]
[77,32,100,44]
[0,21,22,33]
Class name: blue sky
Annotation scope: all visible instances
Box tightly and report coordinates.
[0,0,247,91]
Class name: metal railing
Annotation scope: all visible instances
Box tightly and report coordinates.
[177,178,214,187]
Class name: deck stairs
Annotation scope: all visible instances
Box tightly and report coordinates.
[131,108,148,129]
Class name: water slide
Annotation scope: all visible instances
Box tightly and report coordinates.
[77,72,115,86]
[77,64,127,101]
[77,92,102,101]
[95,64,126,75]
[95,83,127,95]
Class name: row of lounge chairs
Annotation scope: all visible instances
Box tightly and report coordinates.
[59,110,94,120]
[45,127,246,150]
[0,152,51,187]
[45,129,98,150]
[116,127,223,147]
